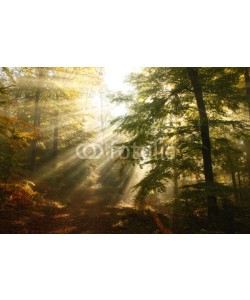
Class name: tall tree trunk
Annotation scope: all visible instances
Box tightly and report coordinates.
[30,69,43,172]
[244,67,250,183]
[173,147,179,199]
[231,171,237,189]
[237,171,243,202]
[187,67,218,218]
[171,147,180,231]
[227,153,239,202]
[52,110,59,167]
[231,171,240,203]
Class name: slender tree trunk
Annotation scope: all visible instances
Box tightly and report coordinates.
[231,171,240,203]
[231,171,237,189]
[237,171,243,202]
[30,88,41,172]
[173,147,179,199]
[172,177,180,232]
[227,153,239,202]
[171,148,180,231]
[30,69,43,172]
[173,174,178,199]
[244,67,250,183]
[52,110,59,167]
[187,67,218,218]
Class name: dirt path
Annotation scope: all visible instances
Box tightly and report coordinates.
[0,204,171,234]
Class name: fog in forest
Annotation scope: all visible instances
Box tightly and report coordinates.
[1,67,250,234]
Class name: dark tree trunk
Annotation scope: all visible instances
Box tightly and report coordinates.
[187,67,218,218]
[231,171,237,189]
[173,147,178,198]
[171,148,180,231]
[231,171,240,203]
[227,153,239,202]
[173,174,178,199]
[245,67,250,117]
[237,171,243,202]
[244,67,250,183]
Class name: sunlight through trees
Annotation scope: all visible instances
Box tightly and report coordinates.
[1,67,250,233]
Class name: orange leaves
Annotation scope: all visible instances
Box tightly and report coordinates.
[7,189,33,209]
[4,182,37,209]
[0,114,39,148]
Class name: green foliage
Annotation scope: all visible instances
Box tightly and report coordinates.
[181,181,236,202]
[110,67,250,210]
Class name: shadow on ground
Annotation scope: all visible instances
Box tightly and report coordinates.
[0,202,171,234]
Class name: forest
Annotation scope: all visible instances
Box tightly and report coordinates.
[0,67,250,234]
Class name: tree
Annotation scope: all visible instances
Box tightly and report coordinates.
[30,68,44,172]
[111,67,248,222]
[0,69,38,186]
[5,67,104,199]
[187,67,218,217]
[244,67,250,182]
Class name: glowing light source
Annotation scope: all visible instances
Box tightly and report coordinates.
[104,66,140,92]
[112,103,127,117]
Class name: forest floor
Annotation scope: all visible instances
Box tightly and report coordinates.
[1,184,249,234]
[2,201,250,234]
[0,202,171,234]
